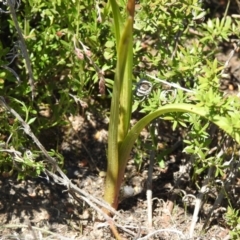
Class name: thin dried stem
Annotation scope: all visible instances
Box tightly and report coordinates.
[146,149,154,229]
[137,228,185,240]
[189,164,215,238]
[6,0,35,99]
[146,74,194,93]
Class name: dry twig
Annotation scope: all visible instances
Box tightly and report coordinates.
[6,0,35,99]
[146,150,154,229]
[137,228,185,240]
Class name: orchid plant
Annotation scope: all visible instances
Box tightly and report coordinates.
[103,0,240,211]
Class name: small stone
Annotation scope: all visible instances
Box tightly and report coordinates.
[99,171,106,177]
[122,185,134,198]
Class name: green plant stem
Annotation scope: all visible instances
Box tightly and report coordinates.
[104,16,133,209]
[118,17,133,144]
[109,0,123,50]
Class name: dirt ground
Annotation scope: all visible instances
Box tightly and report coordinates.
[1,1,240,240]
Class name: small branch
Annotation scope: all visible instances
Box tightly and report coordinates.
[137,228,185,240]
[146,74,195,93]
[189,163,216,238]
[0,0,20,14]
[146,121,158,229]
[171,19,188,60]
[95,0,102,22]
[220,44,237,79]
[109,222,124,240]
[1,65,21,82]
[7,0,35,99]
[147,149,154,228]
[188,28,204,37]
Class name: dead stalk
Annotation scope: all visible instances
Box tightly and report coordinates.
[7,0,35,99]
[147,150,155,228]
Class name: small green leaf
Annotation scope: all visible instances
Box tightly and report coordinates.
[105,40,115,48]
[158,159,165,168]
[27,117,37,125]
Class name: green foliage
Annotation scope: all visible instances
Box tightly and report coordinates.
[2,0,117,108]
[132,0,240,165]
[0,0,117,178]
[225,206,240,239]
